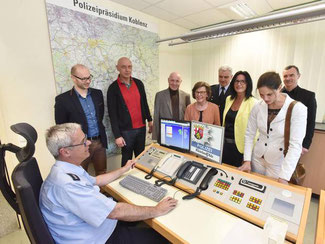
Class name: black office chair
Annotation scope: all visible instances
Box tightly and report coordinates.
[12,157,54,244]
[0,122,54,244]
[0,123,37,213]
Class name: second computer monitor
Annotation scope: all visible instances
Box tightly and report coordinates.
[159,118,191,153]
[190,121,224,164]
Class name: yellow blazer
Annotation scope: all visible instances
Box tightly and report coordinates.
[223,96,257,153]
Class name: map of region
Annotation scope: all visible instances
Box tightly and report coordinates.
[46,3,159,153]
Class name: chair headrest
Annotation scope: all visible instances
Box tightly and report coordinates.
[10,123,38,162]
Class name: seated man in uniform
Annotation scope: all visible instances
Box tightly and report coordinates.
[40,123,177,244]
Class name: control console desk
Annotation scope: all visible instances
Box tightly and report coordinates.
[103,167,282,243]
[135,144,311,243]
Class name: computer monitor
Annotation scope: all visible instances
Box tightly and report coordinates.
[159,118,191,153]
[190,121,224,164]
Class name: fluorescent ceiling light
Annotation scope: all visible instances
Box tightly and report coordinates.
[157,1,325,46]
[229,2,257,19]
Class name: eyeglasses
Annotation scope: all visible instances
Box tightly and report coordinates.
[62,134,88,148]
[234,80,246,84]
[72,74,93,81]
[195,91,207,95]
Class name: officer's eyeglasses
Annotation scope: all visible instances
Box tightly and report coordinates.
[63,134,88,148]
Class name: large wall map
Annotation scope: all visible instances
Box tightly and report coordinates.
[46,0,159,154]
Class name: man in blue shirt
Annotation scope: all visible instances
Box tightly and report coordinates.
[55,64,107,175]
[40,123,177,243]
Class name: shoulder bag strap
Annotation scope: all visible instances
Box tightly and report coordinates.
[284,101,298,156]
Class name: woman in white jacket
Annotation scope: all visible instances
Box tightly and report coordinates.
[239,72,307,184]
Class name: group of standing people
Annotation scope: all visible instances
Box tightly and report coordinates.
[54,58,316,184]
[153,65,316,185]
[55,57,154,177]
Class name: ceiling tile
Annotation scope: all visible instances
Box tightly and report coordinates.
[142,6,179,22]
[109,0,151,10]
[172,18,200,30]
[245,0,273,15]
[266,0,314,10]
[156,0,213,17]
[109,0,316,29]
[143,0,165,4]
[183,8,229,27]
[204,0,237,7]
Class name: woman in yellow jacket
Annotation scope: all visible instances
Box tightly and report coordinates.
[222,71,257,167]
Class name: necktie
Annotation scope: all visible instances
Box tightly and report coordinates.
[220,87,226,101]
[221,86,225,95]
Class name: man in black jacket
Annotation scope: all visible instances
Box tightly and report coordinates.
[282,65,317,154]
[210,66,233,125]
[55,64,107,175]
[107,57,153,166]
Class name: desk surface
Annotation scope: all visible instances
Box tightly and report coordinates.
[316,190,325,244]
[103,169,270,244]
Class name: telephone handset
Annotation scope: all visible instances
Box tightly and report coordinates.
[183,167,218,200]
[199,167,218,190]
[176,161,191,178]
[145,154,171,179]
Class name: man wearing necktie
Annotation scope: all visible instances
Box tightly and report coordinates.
[210,66,233,125]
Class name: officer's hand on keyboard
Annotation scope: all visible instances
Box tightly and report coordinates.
[155,197,178,216]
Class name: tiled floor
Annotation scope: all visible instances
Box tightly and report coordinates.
[0,154,321,243]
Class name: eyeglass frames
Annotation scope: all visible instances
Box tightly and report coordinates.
[62,134,88,148]
[72,74,93,81]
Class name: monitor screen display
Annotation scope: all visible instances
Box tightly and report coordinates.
[190,121,224,164]
[159,118,191,152]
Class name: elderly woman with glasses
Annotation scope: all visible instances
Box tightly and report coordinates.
[184,81,220,125]
[222,71,257,167]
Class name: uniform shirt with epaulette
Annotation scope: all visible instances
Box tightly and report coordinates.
[39,160,117,244]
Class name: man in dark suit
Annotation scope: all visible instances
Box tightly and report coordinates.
[210,65,233,125]
[282,65,317,154]
[107,57,153,167]
[152,72,190,141]
[55,64,107,175]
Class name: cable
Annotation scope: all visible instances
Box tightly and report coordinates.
[173,188,193,199]
[155,175,173,186]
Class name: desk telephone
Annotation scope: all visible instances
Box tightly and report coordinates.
[145,153,218,199]
[145,153,184,181]
[176,160,207,185]
[155,159,207,187]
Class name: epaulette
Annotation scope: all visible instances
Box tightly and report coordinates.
[66,173,80,181]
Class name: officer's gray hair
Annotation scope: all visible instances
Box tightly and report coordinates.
[45,123,81,159]
[219,65,233,75]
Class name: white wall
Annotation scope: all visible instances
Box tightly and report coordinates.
[191,20,325,122]
[0,0,56,177]
[1,0,324,180]
[0,0,192,178]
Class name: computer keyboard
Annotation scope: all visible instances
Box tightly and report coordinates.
[119,175,167,202]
